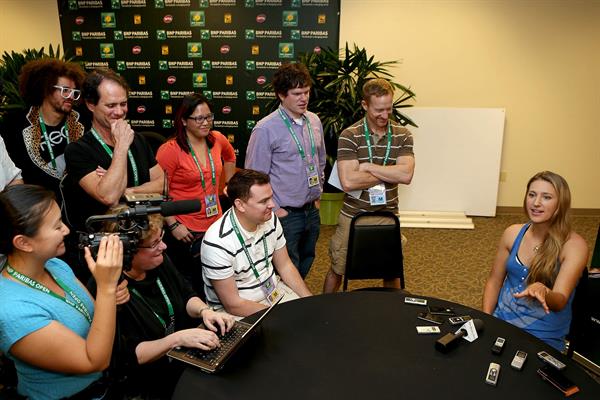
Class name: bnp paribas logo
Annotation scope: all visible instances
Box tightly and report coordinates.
[244,0,255,7]
[68,0,78,10]
[245,29,255,40]
[72,31,81,41]
[203,90,213,100]
[282,11,298,27]
[246,120,256,130]
[246,91,256,101]
[162,119,173,129]
[193,73,208,88]
[187,42,203,58]
[100,43,115,59]
[160,90,170,100]
[201,60,212,70]
[278,42,294,59]
[291,30,301,40]
[156,30,167,40]
[291,0,301,7]
[111,0,121,9]
[101,13,117,28]
[114,31,124,40]
[199,0,209,6]
[200,30,210,40]
[154,0,165,8]
[190,11,205,27]
[116,61,126,71]
[158,60,168,71]
[245,60,255,71]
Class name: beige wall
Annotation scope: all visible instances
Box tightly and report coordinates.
[0,1,63,54]
[340,0,600,208]
[2,0,598,208]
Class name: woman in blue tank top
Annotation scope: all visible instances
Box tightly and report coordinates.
[482,171,588,351]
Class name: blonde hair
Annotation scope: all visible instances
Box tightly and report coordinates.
[523,171,572,287]
[103,204,164,242]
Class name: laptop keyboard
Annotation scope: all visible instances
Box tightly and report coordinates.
[183,323,249,366]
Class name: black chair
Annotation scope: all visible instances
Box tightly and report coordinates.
[591,224,600,268]
[566,268,600,375]
[138,130,166,156]
[342,211,405,291]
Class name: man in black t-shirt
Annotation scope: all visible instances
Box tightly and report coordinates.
[1,59,86,204]
[64,69,165,234]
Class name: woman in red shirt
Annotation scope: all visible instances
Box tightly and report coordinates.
[156,94,236,295]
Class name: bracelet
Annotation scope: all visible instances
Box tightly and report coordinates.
[198,306,211,317]
[167,221,181,231]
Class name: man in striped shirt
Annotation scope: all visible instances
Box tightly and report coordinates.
[322,79,415,293]
[201,169,312,317]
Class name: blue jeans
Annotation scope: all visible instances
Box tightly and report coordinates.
[279,206,321,278]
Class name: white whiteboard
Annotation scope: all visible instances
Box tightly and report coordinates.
[398,107,505,217]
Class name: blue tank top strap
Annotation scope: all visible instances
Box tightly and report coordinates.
[509,223,531,258]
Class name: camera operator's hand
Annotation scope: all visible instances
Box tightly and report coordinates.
[84,235,123,293]
[172,223,194,243]
[115,279,130,305]
[172,328,220,351]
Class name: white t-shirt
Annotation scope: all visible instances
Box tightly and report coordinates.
[201,208,286,308]
[0,135,22,189]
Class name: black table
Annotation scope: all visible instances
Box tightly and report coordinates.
[173,291,599,399]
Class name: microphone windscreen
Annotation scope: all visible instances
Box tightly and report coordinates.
[472,319,485,332]
[160,199,201,217]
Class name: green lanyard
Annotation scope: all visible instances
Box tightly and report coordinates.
[90,128,139,186]
[130,277,174,331]
[186,137,216,190]
[363,118,392,166]
[39,114,69,170]
[278,108,316,161]
[5,264,92,324]
[229,211,270,280]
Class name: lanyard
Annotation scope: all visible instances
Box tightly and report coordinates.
[278,108,316,161]
[363,118,392,166]
[130,277,174,331]
[39,114,69,170]
[229,211,269,280]
[5,264,92,324]
[90,128,139,186]
[186,137,216,190]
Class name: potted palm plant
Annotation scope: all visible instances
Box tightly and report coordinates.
[299,43,417,224]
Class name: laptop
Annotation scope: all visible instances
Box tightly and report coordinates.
[167,295,283,373]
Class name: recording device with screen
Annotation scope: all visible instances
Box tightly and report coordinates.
[510,350,527,370]
[537,351,566,370]
[405,297,427,306]
[428,306,455,316]
[485,362,500,386]
[491,337,505,355]
[79,193,201,270]
[448,315,472,325]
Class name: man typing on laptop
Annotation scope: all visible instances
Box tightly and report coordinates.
[201,169,312,317]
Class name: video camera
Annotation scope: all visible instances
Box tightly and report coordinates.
[79,194,201,270]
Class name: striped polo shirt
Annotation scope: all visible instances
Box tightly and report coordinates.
[337,119,414,218]
[201,208,286,308]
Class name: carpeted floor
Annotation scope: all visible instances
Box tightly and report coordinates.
[305,211,600,311]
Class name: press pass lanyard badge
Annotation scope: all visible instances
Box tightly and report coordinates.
[6,264,92,324]
[91,128,139,186]
[130,277,175,335]
[363,118,392,206]
[187,137,218,217]
[229,211,281,305]
[278,108,320,188]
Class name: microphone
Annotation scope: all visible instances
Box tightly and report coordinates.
[435,319,484,353]
[117,199,201,219]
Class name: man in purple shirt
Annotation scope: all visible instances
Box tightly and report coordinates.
[245,63,326,278]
